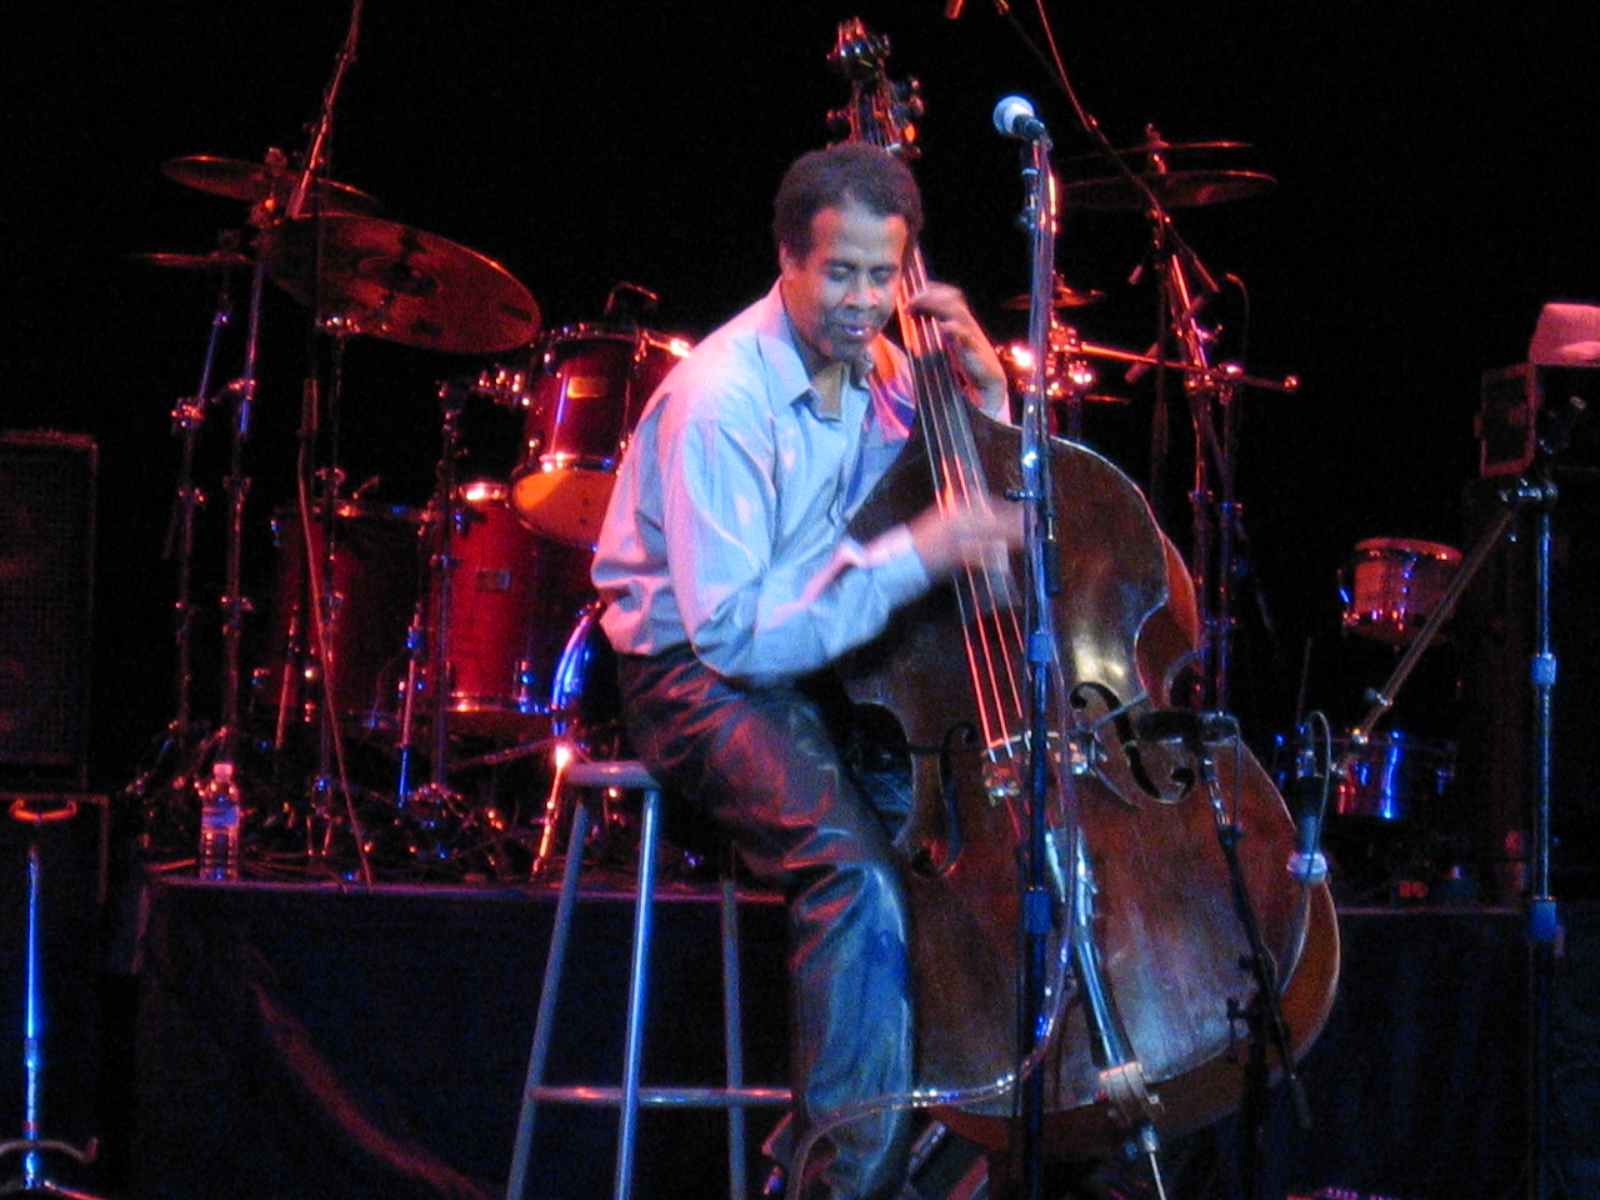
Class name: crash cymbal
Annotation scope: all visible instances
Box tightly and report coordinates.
[258,215,540,355]
[1063,168,1275,211]
[128,250,253,271]
[162,155,383,217]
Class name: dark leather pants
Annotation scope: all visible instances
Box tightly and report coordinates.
[618,645,914,1200]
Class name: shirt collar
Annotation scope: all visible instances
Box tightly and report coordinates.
[770,292,878,422]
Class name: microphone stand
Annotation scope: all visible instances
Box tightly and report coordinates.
[1519,399,1585,1200]
[0,797,109,1200]
[1005,103,1172,1200]
[275,0,373,882]
[1013,114,1059,1200]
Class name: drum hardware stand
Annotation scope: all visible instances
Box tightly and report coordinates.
[131,219,270,869]
[1,795,108,1200]
[1145,213,1298,717]
[392,382,474,861]
[125,231,243,818]
[284,342,373,882]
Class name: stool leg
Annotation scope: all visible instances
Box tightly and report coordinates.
[613,788,661,1200]
[506,800,593,1200]
[721,876,749,1200]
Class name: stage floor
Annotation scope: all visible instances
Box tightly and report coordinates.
[4,848,1592,1200]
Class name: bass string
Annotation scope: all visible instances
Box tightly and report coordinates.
[895,252,1029,791]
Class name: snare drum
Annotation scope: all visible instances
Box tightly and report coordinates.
[508,324,689,547]
[1332,731,1455,822]
[1340,537,1462,646]
[1272,729,1455,823]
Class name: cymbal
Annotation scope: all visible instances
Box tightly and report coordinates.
[258,215,540,355]
[1002,281,1104,311]
[1066,138,1251,164]
[162,155,383,217]
[1062,169,1275,211]
[128,250,252,271]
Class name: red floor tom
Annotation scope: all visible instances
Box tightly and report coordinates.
[434,481,596,741]
[260,500,421,731]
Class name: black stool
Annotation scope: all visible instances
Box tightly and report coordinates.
[505,760,789,1200]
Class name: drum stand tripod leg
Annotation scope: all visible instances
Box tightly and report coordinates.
[0,800,109,1200]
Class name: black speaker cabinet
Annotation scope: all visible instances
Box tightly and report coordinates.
[0,431,97,785]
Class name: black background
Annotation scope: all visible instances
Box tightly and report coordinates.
[6,1,1600,799]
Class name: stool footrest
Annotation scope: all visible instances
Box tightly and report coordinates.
[525,1085,791,1108]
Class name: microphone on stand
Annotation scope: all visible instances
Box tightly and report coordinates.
[1287,720,1329,885]
[993,94,1049,141]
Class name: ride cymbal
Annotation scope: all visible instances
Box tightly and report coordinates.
[258,215,541,355]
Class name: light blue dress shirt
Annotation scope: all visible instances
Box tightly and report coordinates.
[592,282,940,686]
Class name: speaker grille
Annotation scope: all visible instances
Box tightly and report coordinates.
[0,431,97,781]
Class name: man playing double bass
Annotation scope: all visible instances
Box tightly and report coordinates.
[591,141,1021,1200]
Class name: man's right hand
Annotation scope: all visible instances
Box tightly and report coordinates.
[905,495,1025,579]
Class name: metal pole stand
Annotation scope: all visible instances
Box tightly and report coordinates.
[0,796,109,1200]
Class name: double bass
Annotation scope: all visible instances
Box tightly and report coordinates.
[826,21,1340,1162]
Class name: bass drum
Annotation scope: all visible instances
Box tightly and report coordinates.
[259,499,421,732]
[434,480,597,741]
[508,324,689,547]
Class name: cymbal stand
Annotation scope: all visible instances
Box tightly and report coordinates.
[0,796,107,1200]
[162,239,267,867]
[126,233,240,806]
[1151,222,1237,713]
[216,244,266,768]
[1151,223,1296,714]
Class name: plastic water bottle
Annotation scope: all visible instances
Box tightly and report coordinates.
[198,760,243,881]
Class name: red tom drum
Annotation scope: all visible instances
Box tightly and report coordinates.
[1340,537,1462,646]
[434,481,597,741]
[508,324,689,548]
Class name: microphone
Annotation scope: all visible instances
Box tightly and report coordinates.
[993,95,1048,141]
[1287,721,1329,885]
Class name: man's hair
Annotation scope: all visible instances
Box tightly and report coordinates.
[772,142,924,260]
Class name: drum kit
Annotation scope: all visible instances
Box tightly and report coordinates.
[133,123,1466,888]
[133,150,691,880]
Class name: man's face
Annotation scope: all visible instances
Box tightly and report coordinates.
[779,201,908,369]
